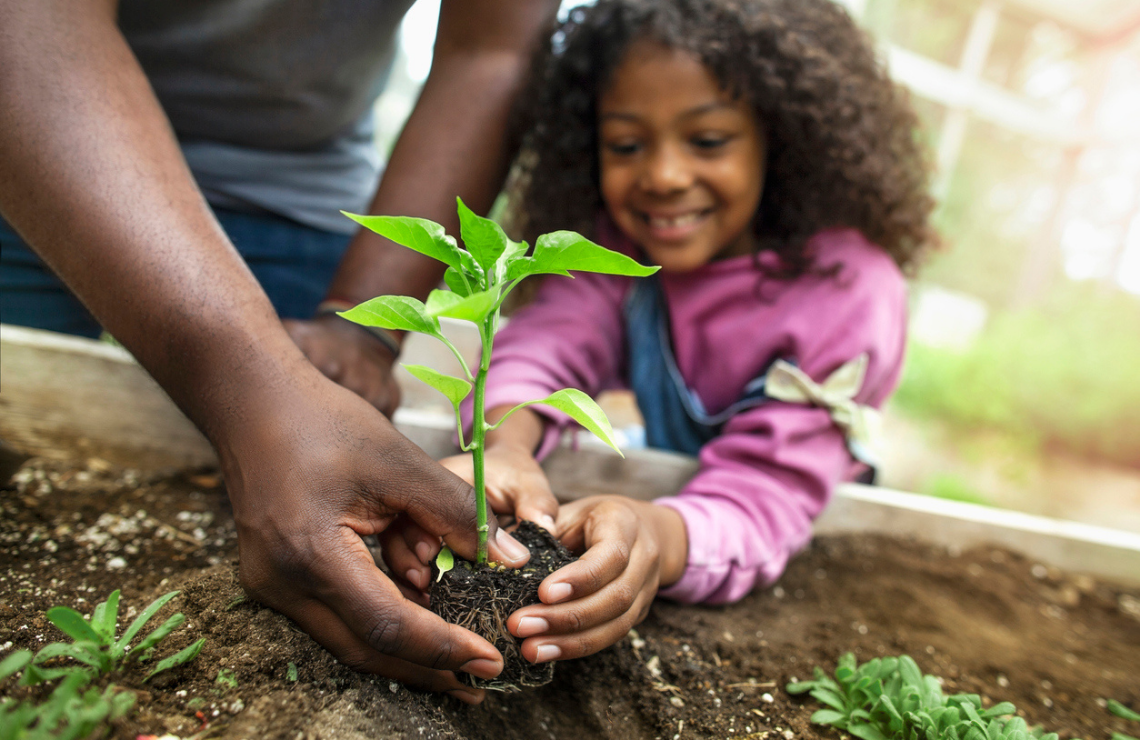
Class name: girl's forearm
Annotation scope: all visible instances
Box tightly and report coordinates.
[485,405,546,454]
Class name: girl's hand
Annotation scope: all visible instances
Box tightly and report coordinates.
[505,496,688,663]
[382,442,560,592]
[440,444,560,533]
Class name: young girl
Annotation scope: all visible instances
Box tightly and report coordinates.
[390,0,933,670]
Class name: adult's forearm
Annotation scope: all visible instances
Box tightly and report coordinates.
[0,0,301,445]
[325,0,558,306]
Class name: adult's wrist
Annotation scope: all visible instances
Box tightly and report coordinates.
[314,299,403,359]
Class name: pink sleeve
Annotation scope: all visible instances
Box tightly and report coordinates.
[656,260,908,605]
[466,272,629,458]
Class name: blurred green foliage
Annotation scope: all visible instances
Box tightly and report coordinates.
[921,473,991,506]
[895,284,1140,467]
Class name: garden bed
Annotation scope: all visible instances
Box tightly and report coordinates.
[2,457,1138,740]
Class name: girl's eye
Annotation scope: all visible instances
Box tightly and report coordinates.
[692,135,730,150]
[604,141,642,156]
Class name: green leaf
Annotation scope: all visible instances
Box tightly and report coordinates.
[109,687,136,720]
[811,709,848,725]
[287,662,298,682]
[18,662,86,686]
[508,231,659,281]
[424,288,499,323]
[786,680,816,694]
[899,656,923,688]
[115,591,179,654]
[339,295,442,337]
[46,606,101,644]
[144,637,205,681]
[129,613,185,661]
[402,364,472,407]
[444,266,473,297]
[981,702,1016,719]
[91,590,120,642]
[0,650,31,682]
[1112,734,1140,740]
[508,388,623,456]
[457,197,508,274]
[33,642,106,671]
[848,722,891,740]
[810,686,847,711]
[343,212,465,272]
[436,547,454,582]
[1109,700,1140,723]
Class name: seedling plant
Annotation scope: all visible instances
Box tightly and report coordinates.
[787,653,1058,740]
[0,590,204,739]
[340,198,657,564]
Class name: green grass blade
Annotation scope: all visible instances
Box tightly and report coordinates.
[144,637,205,682]
[94,590,120,642]
[0,650,31,682]
[33,642,106,671]
[114,590,180,653]
[46,606,101,644]
[129,613,186,661]
[1109,700,1140,722]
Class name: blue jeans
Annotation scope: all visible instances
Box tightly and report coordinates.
[0,209,352,338]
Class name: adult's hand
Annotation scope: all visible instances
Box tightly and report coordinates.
[284,315,402,417]
[220,362,534,703]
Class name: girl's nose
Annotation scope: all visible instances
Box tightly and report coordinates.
[639,144,693,194]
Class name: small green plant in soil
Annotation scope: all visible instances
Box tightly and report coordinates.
[0,590,204,739]
[787,653,1059,740]
[1108,698,1140,740]
[340,199,657,690]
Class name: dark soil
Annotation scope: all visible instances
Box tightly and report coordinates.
[2,457,1139,740]
[430,520,576,692]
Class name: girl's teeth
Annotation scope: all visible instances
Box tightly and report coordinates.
[648,212,701,228]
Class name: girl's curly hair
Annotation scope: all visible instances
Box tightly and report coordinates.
[504,0,936,277]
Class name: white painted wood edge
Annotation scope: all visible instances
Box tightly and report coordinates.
[4,324,1137,584]
[1,323,136,363]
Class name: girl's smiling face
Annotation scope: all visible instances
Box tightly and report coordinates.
[599,41,767,273]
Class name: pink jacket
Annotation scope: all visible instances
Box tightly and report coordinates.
[478,228,907,604]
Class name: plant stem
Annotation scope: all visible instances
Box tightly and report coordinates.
[472,312,496,564]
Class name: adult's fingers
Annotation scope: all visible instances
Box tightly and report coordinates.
[283,596,485,704]
[366,438,529,568]
[377,517,437,592]
[269,526,505,678]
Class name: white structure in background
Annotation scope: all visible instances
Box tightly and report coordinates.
[909,286,989,352]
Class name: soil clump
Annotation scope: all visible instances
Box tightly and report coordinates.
[430,520,576,692]
[2,458,1138,740]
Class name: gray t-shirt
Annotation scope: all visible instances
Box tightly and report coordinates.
[119,0,416,234]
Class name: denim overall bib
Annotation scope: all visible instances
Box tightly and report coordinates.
[622,274,774,456]
[622,273,876,483]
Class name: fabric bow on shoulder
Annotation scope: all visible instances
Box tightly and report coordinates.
[764,354,882,467]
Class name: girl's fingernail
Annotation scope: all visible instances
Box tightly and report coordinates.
[534,644,561,663]
[538,515,557,532]
[495,529,529,563]
[545,582,572,603]
[516,616,549,637]
[414,541,433,565]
